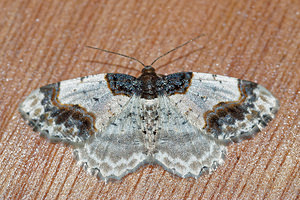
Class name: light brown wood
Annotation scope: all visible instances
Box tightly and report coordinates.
[0,0,299,199]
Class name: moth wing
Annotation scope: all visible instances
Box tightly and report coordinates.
[19,74,132,144]
[153,72,279,178]
[153,96,226,178]
[74,95,148,180]
[168,72,279,144]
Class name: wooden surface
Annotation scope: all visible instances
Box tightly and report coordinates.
[0,0,299,199]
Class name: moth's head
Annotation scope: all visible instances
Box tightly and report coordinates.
[142,65,156,75]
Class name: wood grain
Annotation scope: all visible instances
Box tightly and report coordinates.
[0,0,299,199]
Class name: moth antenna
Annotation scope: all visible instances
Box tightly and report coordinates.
[150,34,205,66]
[86,34,205,69]
[86,45,146,68]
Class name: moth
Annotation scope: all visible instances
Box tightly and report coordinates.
[19,36,279,181]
